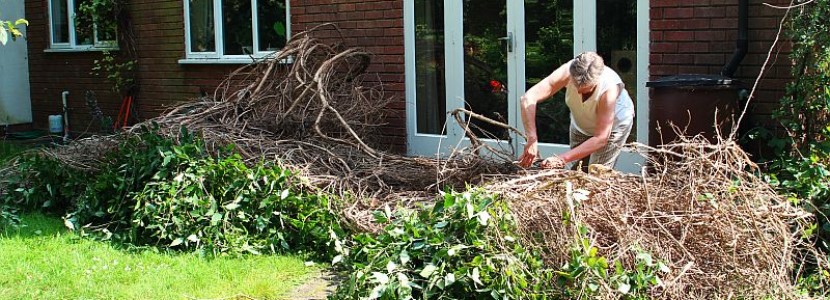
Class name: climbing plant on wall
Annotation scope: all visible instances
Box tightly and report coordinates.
[767,0,830,246]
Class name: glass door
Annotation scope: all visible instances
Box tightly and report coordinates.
[515,0,646,171]
[406,0,516,157]
[406,0,648,171]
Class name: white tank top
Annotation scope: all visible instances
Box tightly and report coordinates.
[565,65,635,135]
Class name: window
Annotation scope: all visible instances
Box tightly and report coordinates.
[184,0,289,60]
[48,0,117,50]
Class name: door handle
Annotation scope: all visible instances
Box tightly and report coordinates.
[498,32,513,53]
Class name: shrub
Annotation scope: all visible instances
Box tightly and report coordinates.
[67,127,345,256]
[3,153,90,214]
[330,189,554,300]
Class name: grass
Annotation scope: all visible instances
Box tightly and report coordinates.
[0,213,320,300]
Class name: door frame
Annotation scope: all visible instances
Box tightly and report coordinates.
[404,0,650,172]
[0,0,33,125]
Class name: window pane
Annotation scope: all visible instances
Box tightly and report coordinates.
[51,0,69,43]
[257,0,287,51]
[414,0,446,135]
[597,0,637,142]
[463,0,508,140]
[525,0,573,144]
[74,0,93,45]
[189,0,216,52]
[222,0,253,55]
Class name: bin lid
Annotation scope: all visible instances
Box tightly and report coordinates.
[646,74,740,88]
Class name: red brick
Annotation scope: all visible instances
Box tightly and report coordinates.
[694,6,725,18]
[662,54,694,64]
[664,31,695,41]
[694,31,726,41]
[651,42,678,53]
[663,7,694,19]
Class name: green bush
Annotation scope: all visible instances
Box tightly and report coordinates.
[2,126,345,257]
[3,153,90,214]
[762,0,830,248]
[69,127,345,257]
[126,150,343,256]
[330,189,554,300]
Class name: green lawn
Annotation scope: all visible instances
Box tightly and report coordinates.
[0,214,319,300]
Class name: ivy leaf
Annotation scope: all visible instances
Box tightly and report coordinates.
[170,238,183,247]
[419,264,437,278]
[224,203,240,210]
[332,255,343,265]
[386,261,397,273]
[372,272,390,285]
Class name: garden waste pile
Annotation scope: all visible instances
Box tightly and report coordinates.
[35,25,822,299]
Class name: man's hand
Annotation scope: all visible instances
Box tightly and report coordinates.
[517,140,539,168]
[540,155,566,169]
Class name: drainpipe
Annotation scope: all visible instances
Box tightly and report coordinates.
[61,91,70,142]
[721,0,749,77]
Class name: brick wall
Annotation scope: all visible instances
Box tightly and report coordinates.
[291,0,406,152]
[25,0,121,134]
[25,0,406,152]
[650,0,793,131]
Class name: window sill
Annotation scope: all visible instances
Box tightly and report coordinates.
[178,56,293,65]
[44,47,119,53]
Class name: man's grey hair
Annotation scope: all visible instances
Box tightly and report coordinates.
[569,52,604,88]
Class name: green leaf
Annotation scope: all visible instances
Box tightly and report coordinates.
[443,194,455,209]
[658,262,670,273]
[372,272,390,285]
[211,213,223,225]
[399,250,410,265]
[170,238,183,247]
[618,283,631,294]
[419,264,437,278]
[15,19,29,26]
[471,267,482,285]
[397,273,410,286]
[477,211,491,226]
[444,273,455,287]
[224,203,240,210]
[332,255,343,265]
[272,21,286,37]
[0,27,8,45]
[187,234,199,242]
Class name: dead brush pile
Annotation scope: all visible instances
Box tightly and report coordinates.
[490,137,818,299]
[37,24,820,298]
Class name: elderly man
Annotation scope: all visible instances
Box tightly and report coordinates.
[517,52,635,169]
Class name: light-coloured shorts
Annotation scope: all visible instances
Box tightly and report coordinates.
[569,121,633,169]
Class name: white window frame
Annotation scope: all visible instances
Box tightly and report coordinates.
[181,0,291,64]
[47,0,118,51]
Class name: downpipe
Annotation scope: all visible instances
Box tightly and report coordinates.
[61,91,70,142]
